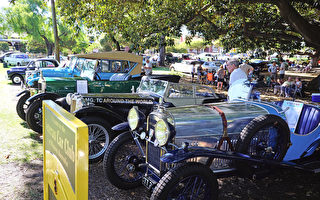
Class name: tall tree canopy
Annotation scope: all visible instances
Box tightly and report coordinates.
[56,0,320,64]
[1,0,90,55]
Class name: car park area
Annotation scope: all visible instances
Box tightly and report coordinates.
[1,62,320,199]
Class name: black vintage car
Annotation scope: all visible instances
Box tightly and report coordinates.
[63,77,225,163]
[102,79,320,199]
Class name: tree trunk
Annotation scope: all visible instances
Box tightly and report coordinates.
[159,35,165,67]
[110,34,121,51]
[42,36,54,56]
[311,50,320,67]
[276,0,320,50]
[51,0,60,62]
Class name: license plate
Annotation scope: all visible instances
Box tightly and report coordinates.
[142,176,155,190]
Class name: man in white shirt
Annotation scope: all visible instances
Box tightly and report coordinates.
[226,59,247,86]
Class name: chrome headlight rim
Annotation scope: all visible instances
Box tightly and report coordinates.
[154,119,172,147]
[127,107,144,131]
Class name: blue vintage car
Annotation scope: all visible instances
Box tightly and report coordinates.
[6,58,59,84]
[103,79,320,199]
[24,51,144,88]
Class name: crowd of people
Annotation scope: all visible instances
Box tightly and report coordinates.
[187,58,305,99]
[190,59,254,91]
[267,61,304,98]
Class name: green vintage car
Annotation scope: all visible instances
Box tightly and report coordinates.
[16,52,144,130]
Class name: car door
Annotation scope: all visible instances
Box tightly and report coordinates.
[165,83,196,106]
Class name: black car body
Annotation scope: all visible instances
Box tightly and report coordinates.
[65,78,225,163]
[6,58,59,84]
[105,79,320,199]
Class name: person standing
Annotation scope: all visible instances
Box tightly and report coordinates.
[226,59,247,86]
[216,65,225,90]
[144,59,153,76]
[279,64,285,80]
[268,62,278,80]
[191,63,195,83]
[197,64,203,83]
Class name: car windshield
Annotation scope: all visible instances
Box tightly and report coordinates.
[138,78,168,96]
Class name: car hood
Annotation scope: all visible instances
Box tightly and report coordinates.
[166,102,277,148]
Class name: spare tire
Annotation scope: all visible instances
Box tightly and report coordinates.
[235,114,291,177]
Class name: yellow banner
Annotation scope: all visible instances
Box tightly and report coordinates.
[43,100,88,200]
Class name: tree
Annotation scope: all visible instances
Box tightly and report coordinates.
[1,0,90,56]
[174,0,320,65]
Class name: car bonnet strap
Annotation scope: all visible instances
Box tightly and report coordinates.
[206,105,234,151]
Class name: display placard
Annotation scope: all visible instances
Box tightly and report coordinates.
[43,100,88,200]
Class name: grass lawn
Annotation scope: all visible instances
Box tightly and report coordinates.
[0,63,43,165]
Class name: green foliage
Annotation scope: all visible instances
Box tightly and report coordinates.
[0,42,9,51]
[1,0,91,55]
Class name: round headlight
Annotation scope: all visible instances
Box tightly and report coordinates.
[154,119,170,146]
[128,107,139,130]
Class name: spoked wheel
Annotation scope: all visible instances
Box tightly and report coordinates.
[16,92,30,120]
[103,131,146,189]
[25,99,43,133]
[80,116,113,163]
[235,115,290,176]
[12,74,23,84]
[151,162,218,200]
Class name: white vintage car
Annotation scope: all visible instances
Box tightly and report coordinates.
[4,53,31,66]
[169,60,202,73]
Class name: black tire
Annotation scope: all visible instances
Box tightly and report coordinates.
[25,100,43,133]
[80,116,113,163]
[151,162,219,200]
[11,74,23,84]
[103,131,146,189]
[17,62,21,66]
[16,92,30,120]
[235,114,290,176]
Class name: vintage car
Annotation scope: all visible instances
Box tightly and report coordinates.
[16,51,145,122]
[24,51,145,88]
[4,53,31,66]
[103,79,320,199]
[169,60,203,73]
[0,51,14,63]
[6,58,59,84]
[45,77,225,163]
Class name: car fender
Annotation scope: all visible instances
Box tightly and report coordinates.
[111,122,130,131]
[27,92,62,103]
[16,90,30,97]
[74,106,125,125]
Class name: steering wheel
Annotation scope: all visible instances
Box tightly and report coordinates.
[95,72,101,81]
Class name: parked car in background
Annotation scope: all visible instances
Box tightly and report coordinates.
[0,52,14,63]
[18,52,180,132]
[4,53,31,66]
[202,60,224,72]
[170,60,203,73]
[24,51,144,88]
[197,52,219,61]
[16,51,145,123]
[6,58,59,84]
[62,77,225,163]
[47,55,68,62]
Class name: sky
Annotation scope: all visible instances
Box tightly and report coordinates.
[0,0,10,10]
